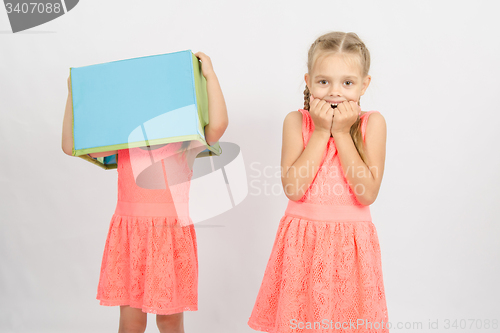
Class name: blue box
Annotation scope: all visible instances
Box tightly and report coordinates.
[70,50,221,169]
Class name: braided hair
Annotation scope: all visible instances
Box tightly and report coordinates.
[304,32,371,165]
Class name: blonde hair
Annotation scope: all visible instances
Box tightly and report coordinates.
[303,31,370,164]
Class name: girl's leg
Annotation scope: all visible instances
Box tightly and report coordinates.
[118,305,147,333]
[156,312,184,333]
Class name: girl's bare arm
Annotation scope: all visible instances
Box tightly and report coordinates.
[281,97,335,201]
[194,52,228,145]
[281,111,332,201]
[61,77,74,156]
[332,112,386,205]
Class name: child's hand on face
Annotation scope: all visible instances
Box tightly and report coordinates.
[194,52,215,79]
[309,95,334,136]
[330,101,361,137]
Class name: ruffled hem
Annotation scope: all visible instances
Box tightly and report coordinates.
[97,213,198,315]
[97,298,197,315]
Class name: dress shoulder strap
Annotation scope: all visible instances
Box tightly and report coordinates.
[298,109,313,148]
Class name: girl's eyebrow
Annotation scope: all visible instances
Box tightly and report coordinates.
[314,74,358,80]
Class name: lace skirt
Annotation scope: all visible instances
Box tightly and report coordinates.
[96,201,198,315]
[248,201,389,333]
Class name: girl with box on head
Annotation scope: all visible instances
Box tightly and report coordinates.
[248,32,389,332]
[62,52,228,333]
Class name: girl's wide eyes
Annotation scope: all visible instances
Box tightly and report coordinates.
[318,80,354,86]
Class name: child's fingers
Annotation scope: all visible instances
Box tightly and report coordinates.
[349,101,361,117]
[347,101,356,113]
[194,52,216,78]
[326,108,334,119]
[314,99,328,114]
[345,101,360,119]
[336,102,346,114]
[312,99,334,123]
[194,52,212,67]
[194,51,206,59]
[310,97,321,110]
[335,101,360,126]
[338,101,354,115]
[332,107,339,118]
[320,100,333,115]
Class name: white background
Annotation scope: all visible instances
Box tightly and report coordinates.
[1,0,499,332]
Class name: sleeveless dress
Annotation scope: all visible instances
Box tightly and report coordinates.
[248,110,389,333]
[96,141,203,315]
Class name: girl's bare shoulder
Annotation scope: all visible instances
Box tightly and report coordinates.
[364,111,386,126]
[283,110,303,128]
[364,111,387,143]
[282,111,304,149]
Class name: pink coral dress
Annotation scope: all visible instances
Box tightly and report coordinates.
[248,110,389,333]
[96,142,202,315]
